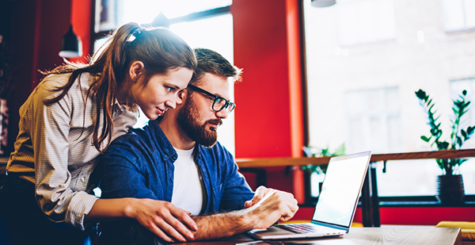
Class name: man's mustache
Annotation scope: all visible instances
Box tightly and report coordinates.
[207,118,222,126]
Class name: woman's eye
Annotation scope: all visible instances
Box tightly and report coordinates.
[166,87,172,92]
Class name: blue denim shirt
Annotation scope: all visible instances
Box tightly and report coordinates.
[98,119,254,244]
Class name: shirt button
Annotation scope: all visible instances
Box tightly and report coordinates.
[170,177,173,182]
[80,177,85,183]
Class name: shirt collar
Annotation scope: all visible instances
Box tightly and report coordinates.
[148,120,178,162]
[148,120,204,162]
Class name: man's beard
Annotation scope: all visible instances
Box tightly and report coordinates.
[177,96,222,148]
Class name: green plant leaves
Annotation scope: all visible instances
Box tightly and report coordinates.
[468,126,475,135]
[456,136,462,148]
[301,144,345,175]
[461,129,467,140]
[421,135,431,142]
[415,89,427,100]
[438,141,449,150]
[416,88,475,175]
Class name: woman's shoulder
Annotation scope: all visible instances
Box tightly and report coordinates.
[35,72,95,99]
[37,73,72,90]
[39,72,95,87]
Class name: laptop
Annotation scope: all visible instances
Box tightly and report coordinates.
[248,151,372,240]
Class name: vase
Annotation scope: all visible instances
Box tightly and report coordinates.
[436,175,464,205]
[0,98,8,155]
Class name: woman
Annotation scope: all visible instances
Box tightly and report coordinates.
[0,22,198,244]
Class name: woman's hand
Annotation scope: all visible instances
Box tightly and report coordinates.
[87,198,198,243]
[126,198,198,243]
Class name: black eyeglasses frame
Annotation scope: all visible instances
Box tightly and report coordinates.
[187,84,236,113]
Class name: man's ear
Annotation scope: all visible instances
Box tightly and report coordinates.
[178,89,187,100]
[176,89,188,105]
[129,61,145,82]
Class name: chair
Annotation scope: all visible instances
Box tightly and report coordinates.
[436,221,475,245]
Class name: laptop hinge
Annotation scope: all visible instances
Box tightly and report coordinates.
[310,220,350,232]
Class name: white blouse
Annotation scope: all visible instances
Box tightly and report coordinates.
[6,72,137,230]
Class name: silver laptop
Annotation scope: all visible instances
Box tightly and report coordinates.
[248,151,371,240]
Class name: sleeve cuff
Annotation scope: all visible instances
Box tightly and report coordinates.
[65,192,98,231]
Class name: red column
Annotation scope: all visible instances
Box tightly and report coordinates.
[233,0,305,202]
[70,0,92,64]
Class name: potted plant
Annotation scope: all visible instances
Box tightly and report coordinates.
[415,89,475,205]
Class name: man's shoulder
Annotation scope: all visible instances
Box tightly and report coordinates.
[106,127,154,154]
[110,128,142,145]
[101,127,160,171]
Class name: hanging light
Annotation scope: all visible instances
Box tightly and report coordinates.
[59,25,82,58]
[311,0,336,8]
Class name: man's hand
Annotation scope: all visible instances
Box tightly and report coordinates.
[127,199,198,243]
[244,186,274,208]
[248,189,299,229]
[181,189,298,241]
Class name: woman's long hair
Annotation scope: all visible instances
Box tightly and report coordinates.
[42,22,197,153]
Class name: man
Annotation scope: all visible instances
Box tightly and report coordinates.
[98,48,298,244]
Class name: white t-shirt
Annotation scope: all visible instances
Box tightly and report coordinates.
[171,147,203,215]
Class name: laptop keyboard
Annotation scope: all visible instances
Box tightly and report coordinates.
[278,224,334,234]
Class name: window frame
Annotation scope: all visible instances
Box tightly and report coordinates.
[89,1,230,56]
[303,167,475,207]
[442,0,475,33]
[300,0,475,206]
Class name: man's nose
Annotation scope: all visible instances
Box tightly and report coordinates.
[216,108,229,119]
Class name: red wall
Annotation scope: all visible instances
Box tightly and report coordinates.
[5,0,72,154]
[5,0,91,154]
[232,0,306,202]
[70,0,92,64]
[233,0,293,159]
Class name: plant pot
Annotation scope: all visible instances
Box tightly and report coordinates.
[436,174,464,205]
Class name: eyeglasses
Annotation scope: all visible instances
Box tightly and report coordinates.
[187,84,236,113]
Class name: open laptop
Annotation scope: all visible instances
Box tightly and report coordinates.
[248,151,372,240]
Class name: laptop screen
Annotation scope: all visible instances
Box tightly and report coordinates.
[312,151,371,227]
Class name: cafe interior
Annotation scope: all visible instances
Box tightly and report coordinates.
[0,0,474,244]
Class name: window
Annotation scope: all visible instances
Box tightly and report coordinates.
[345,87,402,154]
[337,0,396,46]
[442,0,475,32]
[93,0,236,154]
[171,15,235,152]
[303,0,475,199]
[94,0,231,32]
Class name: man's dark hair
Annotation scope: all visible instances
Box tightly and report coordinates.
[190,48,242,85]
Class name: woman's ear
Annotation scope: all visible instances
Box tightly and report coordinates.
[129,61,145,82]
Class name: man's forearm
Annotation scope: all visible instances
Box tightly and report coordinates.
[191,209,255,240]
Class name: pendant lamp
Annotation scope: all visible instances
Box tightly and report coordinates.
[59,25,82,58]
[311,0,336,7]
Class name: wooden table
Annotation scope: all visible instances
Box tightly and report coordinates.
[175,226,462,245]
